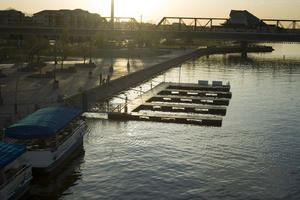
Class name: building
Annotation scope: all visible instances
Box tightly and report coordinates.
[0,9,25,25]
[224,10,267,28]
[33,9,106,28]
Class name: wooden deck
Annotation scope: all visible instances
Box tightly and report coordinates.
[132,102,227,116]
[158,89,232,98]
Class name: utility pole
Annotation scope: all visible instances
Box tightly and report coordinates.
[111,0,114,30]
[0,85,3,106]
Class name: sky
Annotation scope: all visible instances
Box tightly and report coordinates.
[1,0,300,23]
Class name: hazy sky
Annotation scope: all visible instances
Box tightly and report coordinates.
[1,0,300,23]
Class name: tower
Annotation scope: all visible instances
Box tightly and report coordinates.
[111,0,114,29]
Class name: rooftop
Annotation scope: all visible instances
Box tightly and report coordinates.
[5,107,82,140]
[0,142,26,169]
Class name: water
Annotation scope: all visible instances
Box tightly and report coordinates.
[26,44,300,200]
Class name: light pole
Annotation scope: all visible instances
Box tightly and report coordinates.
[50,39,59,89]
[111,0,114,29]
[0,84,3,106]
[14,64,21,115]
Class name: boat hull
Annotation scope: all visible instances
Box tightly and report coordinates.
[24,122,87,174]
[0,166,32,200]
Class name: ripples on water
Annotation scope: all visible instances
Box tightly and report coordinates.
[24,45,300,200]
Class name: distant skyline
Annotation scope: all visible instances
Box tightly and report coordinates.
[1,0,300,23]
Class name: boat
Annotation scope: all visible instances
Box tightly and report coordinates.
[3,106,87,173]
[0,142,32,200]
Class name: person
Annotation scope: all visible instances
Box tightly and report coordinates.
[127,60,130,73]
[108,64,113,83]
[109,64,114,74]
[99,73,103,85]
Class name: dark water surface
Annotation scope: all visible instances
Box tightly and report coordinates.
[28,44,300,200]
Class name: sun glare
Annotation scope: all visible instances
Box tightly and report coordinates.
[114,0,159,22]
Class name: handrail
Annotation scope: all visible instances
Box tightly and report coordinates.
[0,164,31,190]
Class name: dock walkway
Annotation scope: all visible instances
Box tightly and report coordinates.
[108,82,232,127]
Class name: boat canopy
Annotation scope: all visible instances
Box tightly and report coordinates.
[0,142,26,169]
[5,107,83,140]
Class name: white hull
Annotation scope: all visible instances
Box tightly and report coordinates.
[23,122,87,172]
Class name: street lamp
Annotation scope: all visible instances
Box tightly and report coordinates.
[0,84,3,106]
[111,0,114,29]
[49,39,59,89]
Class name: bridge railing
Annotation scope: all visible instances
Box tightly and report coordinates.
[157,17,228,31]
[103,17,140,30]
[261,19,300,30]
[157,17,300,33]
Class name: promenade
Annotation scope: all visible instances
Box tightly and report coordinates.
[0,45,273,130]
[0,48,194,129]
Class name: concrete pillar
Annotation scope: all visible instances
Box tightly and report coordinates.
[99,73,103,85]
[0,86,3,105]
[14,103,17,114]
[125,96,128,113]
[53,80,59,89]
[111,0,114,29]
[241,41,248,59]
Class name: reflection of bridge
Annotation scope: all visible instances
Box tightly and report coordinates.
[1,16,300,42]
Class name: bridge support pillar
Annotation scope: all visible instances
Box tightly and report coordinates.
[241,41,248,59]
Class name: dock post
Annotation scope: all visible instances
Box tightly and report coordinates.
[99,73,103,85]
[14,103,17,114]
[125,96,128,113]
[106,100,110,112]
[0,86,3,105]
[241,41,248,59]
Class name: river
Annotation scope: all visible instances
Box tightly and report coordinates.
[25,44,300,200]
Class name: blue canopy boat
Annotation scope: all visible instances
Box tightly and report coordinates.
[3,106,87,173]
[0,142,32,200]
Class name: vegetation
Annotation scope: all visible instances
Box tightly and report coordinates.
[0,28,224,64]
[57,30,70,69]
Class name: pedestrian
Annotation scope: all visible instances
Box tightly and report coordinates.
[127,60,130,73]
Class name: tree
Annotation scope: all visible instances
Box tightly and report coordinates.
[23,36,48,63]
[57,30,70,69]
[95,31,107,47]
[79,43,89,64]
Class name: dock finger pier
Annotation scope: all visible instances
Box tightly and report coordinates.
[108,81,232,127]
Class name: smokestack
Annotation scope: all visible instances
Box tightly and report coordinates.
[111,0,114,29]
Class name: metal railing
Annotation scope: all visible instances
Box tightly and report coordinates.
[0,164,31,190]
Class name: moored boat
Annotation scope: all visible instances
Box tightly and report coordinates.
[3,106,87,173]
[0,142,32,200]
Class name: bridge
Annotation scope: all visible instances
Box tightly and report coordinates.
[1,16,300,42]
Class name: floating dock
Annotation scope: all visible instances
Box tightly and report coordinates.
[108,81,232,127]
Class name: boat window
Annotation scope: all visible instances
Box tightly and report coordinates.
[4,168,17,180]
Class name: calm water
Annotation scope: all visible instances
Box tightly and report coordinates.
[27,44,300,200]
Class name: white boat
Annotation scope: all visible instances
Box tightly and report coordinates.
[3,106,87,173]
[0,142,32,200]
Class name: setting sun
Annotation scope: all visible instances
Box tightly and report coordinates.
[114,0,159,22]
